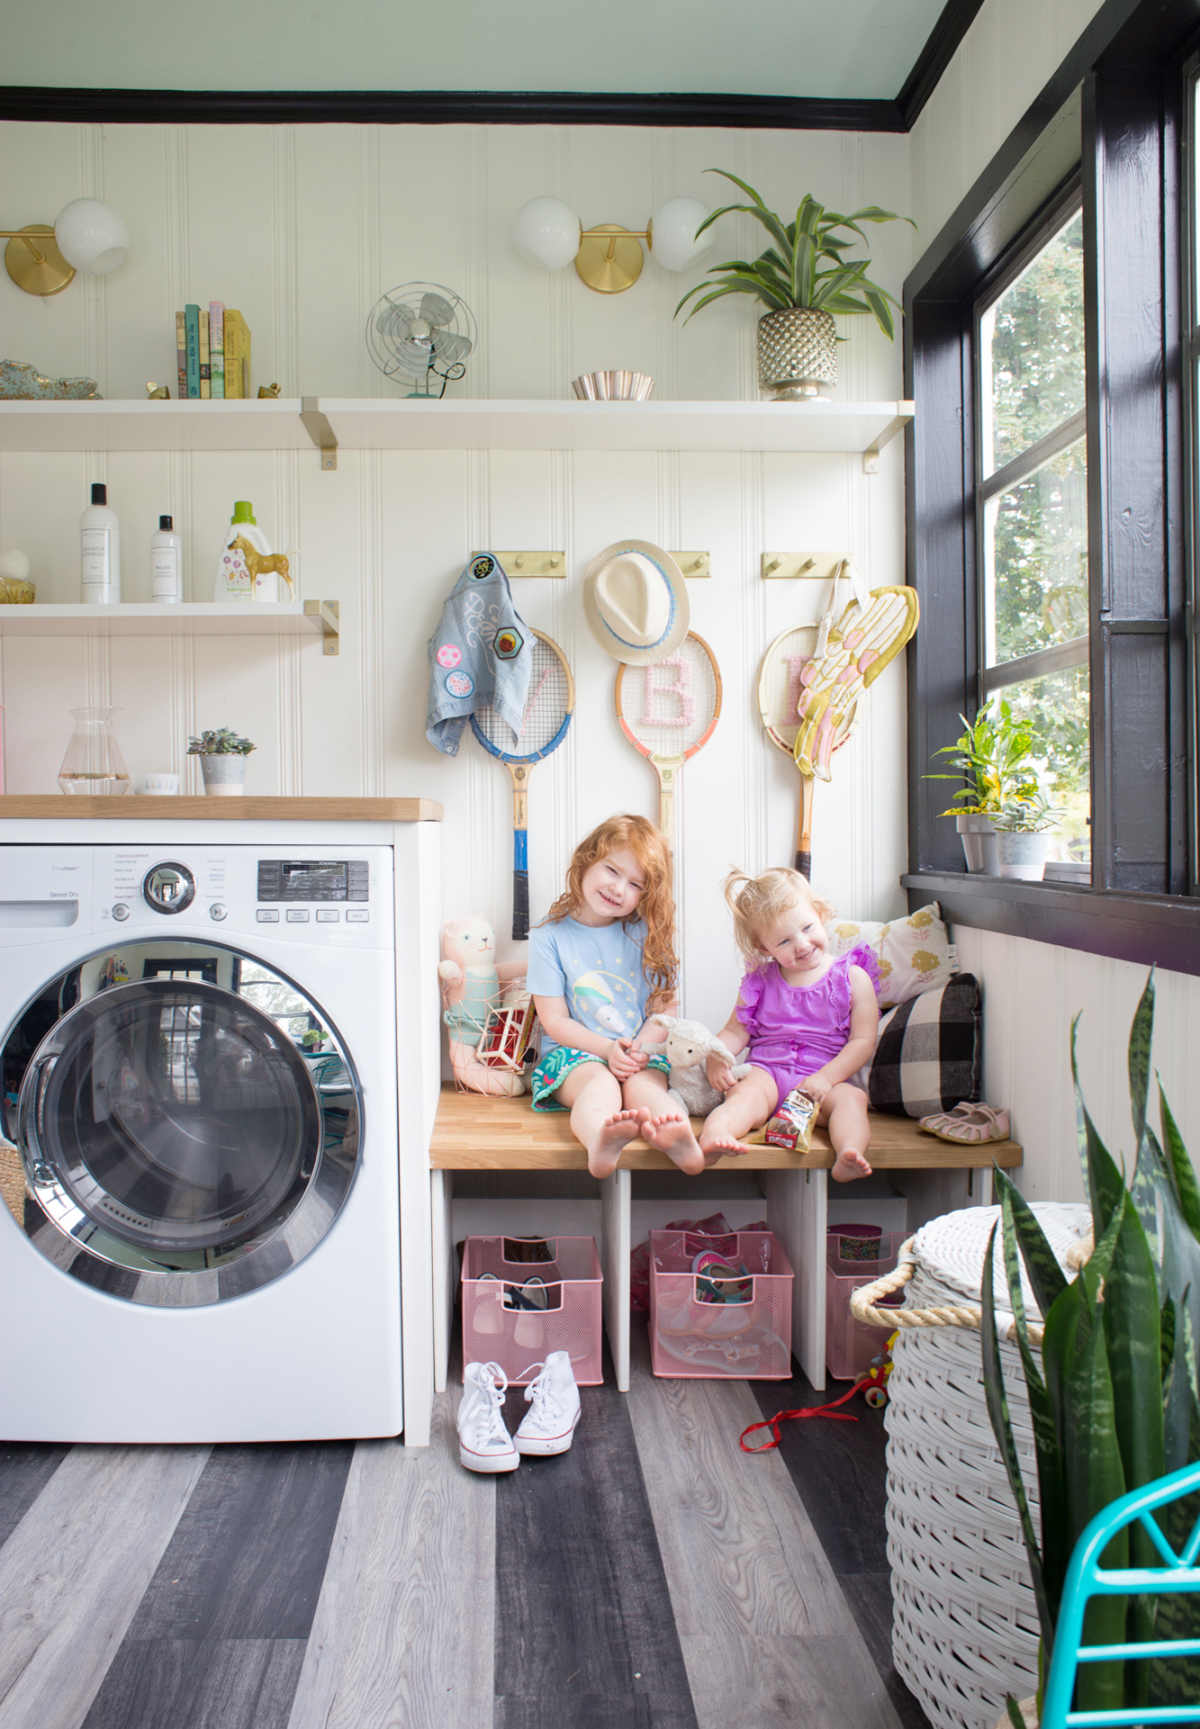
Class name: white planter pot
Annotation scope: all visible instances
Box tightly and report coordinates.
[199,756,247,796]
[985,830,1050,881]
[956,812,995,873]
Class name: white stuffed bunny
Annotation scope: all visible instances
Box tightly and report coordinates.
[639,1013,754,1117]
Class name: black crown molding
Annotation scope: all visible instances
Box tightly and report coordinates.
[0,86,906,130]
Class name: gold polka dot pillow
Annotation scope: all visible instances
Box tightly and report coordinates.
[826,901,957,1010]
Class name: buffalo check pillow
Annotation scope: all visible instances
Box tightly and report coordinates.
[860,972,983,1119]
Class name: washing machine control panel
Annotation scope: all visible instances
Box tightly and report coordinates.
[90,847,389,946]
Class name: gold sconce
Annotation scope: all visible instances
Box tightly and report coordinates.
[513,196,711,294]
[1,199,130,297]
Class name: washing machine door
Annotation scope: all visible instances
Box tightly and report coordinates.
[1,946,362,1307]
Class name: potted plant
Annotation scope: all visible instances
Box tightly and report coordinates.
[673,168,914,400]
[187,727,255,796]
[925,699,1044,873]
[982,974,1200,1726]
[989,786,1062,882]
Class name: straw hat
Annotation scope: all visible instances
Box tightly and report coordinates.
[582,540,690,665]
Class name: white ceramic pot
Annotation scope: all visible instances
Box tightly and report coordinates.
[986,830,1050,881]
[956,812,995,873]
[199,755,247,796]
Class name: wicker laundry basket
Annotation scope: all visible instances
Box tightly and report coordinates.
[851,1203,1092,1729]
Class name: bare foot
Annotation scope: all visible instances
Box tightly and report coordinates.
[644,1112,706,1175]
[588,1107,648,1178]
[831,1147,872,1181]
[698,1131,753,1163]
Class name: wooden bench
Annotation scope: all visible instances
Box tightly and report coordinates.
[429,1086,1022,1393]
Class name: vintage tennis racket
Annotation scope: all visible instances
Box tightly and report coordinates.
[613,631,722,842]
[470,627,574,941]
[757,622,858,878]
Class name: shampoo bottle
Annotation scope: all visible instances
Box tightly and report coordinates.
[151,514,182,603]
[80,482,121,604]
[215,499,270,602]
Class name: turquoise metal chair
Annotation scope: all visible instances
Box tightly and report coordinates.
[1040,1459,1200,1728]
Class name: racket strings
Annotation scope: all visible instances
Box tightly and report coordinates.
[474,644,570,759]
[760,628,816,749]
[621,644,718,756]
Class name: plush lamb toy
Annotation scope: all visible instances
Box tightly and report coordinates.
[639,1013,754,1117]
[438,916,528,1097]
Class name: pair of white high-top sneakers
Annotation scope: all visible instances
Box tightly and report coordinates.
[456,1351,581,1474]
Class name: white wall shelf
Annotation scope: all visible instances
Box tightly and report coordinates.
[0,396,914,471]
[0,601,340,655]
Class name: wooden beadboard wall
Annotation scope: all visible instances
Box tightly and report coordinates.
[0,119,912,1039]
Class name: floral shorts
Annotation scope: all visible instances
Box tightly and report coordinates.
[530,1044,672,1112]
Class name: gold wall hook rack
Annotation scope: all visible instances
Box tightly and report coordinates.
[675,551,710,579]
[496,552,567,579]
[761,551,849,583]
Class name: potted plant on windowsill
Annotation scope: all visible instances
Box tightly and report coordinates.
[925,699,1043,873]
[187,727,255,796]
[982,974,1200,1727]
[673,169,914,400]
[989,787,1062,882]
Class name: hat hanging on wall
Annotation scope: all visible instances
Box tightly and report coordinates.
[583,540,690,665]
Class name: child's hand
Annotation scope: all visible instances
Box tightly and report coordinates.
[799,1073,831,1107]
[608,1037,646,1081]
[706,1051,735,1093]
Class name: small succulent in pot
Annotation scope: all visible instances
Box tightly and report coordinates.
[187,728,255,796]
[673,169,914,399]
[187,728,255,757]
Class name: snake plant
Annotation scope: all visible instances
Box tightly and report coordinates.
[982,973,1200,1723]
[673,168,914,337]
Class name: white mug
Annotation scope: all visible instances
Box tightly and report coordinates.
[139,772,180,795]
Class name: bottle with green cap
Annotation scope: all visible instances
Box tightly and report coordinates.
[215,499,270,602]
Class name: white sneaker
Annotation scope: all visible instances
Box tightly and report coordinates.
[457,1361,520,1473]
[514,1350,581,1456]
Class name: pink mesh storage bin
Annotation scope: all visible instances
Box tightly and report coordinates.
[825,1227,903,1380]
[460,1236,603,1385]
[649,1229,793,1379]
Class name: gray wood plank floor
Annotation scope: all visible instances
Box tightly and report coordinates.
[0,1332,933,1729]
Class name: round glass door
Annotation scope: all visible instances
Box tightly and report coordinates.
[1,942,361,1306]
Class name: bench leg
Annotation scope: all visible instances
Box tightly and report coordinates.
[600,1170,631,1392]
[765,1167,828,1390]
[430,1170,455,1394]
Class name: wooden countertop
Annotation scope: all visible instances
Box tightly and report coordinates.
[430,1086,1024,1173]
[0,796,443,821]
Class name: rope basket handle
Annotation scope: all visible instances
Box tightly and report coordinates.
[849,1231,1093,1343]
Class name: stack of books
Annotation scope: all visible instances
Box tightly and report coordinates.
[175,303,251,399]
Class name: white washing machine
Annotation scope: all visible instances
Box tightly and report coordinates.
[0,838,404,1442]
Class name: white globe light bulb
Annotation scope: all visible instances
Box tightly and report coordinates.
[649,197,712,272]
[513,197,581,272]
[53,199,129,277]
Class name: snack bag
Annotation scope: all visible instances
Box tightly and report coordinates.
[764,1086,817,1151]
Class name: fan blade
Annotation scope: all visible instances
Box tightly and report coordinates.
[432,330,472,368]
[420,291,455,327]
[377,299,417,342]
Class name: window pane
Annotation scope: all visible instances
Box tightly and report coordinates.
[981,210,1085,476]
[984,436,1088,665]
[1005,666,1091,864]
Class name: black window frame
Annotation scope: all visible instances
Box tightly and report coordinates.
[903,0,1200,974]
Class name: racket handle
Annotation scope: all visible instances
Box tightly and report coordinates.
[658,768,675,843]
[795,848,812,877]
[512,870,529,942]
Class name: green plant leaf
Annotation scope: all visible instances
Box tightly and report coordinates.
[1157,1084,1200,1238]
[1128,970,1154,1158]
[982,1223,1055,1648]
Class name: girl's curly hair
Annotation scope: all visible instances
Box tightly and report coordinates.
[544,813,677,1010]
[723,866,833,969]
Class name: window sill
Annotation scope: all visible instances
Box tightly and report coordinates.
[903,871,1200,978]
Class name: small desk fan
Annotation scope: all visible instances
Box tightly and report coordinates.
[365,283,477,397]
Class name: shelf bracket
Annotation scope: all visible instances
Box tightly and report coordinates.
[861,400,914,474]
[305,598,340,654]
[300,396,338,471]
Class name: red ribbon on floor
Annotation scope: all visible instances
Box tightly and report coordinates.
[739,1378,868,1451]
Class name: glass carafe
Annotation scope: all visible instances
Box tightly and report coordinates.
[58,706,131,795]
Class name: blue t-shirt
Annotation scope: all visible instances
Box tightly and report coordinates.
[526,916,650,1055]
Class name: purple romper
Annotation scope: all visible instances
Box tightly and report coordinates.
[734,946,879,1109]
